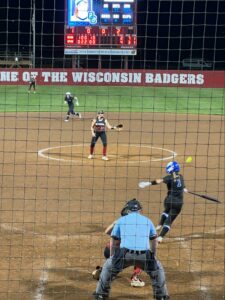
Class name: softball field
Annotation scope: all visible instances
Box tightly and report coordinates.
[0,112,224,300]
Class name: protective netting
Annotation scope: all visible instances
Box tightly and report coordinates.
[0,0,224,299]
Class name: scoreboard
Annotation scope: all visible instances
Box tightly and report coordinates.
[64,0,137,55]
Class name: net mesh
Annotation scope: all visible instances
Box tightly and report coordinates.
[0,0,224,299]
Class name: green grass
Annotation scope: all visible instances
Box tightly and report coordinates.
[0,85,224,115]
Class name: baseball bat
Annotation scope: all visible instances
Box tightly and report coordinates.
[188,191,221,203]
[139,181,221,203]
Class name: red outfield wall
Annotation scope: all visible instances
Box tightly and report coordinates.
[0,69,224,88]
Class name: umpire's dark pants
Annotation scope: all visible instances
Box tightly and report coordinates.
[95,248,168,299]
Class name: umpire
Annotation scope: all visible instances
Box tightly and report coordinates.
[93,199,169,300]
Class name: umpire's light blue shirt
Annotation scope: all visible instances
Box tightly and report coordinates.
[111,212,156,251]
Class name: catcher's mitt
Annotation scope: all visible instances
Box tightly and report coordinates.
[92,266,102,280]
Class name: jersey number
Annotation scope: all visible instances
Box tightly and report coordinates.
[176,179,182,187]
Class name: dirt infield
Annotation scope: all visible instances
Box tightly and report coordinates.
[0,112,224,300]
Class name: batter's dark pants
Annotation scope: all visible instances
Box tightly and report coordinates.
[161,198,183,227]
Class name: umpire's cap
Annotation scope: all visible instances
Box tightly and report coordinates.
[124,198,142,212]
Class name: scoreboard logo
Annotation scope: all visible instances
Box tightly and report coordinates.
[68,0,97,25]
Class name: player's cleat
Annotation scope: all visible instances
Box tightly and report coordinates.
[78,113,82,118]
[92,292,109,300]
[130,276,145,287]
[157,236,163,243]
[102,156,109,161]
[156,225,162,231]
[88,154,94,159]
[64,119,69,122]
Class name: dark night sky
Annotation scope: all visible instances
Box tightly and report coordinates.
[0,0,224,69]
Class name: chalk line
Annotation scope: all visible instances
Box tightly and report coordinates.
[34,260,51,300]
[38,143,177,164]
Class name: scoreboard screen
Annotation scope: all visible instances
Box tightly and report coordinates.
[64,0,137,55]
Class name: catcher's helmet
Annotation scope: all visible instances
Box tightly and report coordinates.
[166,161,180,174]
[124,198,142,212]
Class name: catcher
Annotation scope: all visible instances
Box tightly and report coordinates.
[64,92,81,122]
[139,161,188,243]
[88,110,123,161]
[92,205,145,287]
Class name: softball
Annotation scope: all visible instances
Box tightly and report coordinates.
[185,156,193,163]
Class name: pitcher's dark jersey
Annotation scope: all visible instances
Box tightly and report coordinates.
[94,118,106,132]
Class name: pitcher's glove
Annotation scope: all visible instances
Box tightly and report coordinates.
[111,124,123,131]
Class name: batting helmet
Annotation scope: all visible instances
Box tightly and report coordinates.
[124,198,142,213]
[166,161,180,174]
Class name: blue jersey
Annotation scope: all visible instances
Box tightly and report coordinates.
[111,212,157,251]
